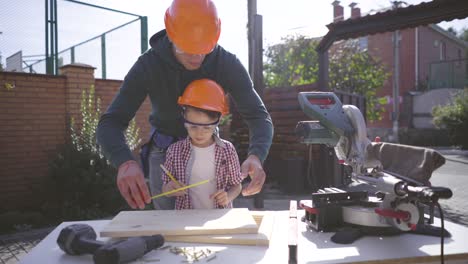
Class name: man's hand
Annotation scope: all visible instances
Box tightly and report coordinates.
[240,155,266,196]
[162,181,187,197]
[117,160,151,209]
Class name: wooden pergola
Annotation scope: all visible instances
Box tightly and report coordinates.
[317,0,468,90]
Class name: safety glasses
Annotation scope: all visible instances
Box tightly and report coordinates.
[183,117,219,133]
[173,43,214,56]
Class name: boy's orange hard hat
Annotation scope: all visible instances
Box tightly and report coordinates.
[164,0,221,55]
[178,79,229,115]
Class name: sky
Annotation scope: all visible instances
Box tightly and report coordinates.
[0,0,467,79]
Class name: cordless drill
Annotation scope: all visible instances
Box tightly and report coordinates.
[57,224,164,264]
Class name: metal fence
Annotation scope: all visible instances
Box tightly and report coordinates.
[1,0,147,80]
[428,58,468,89]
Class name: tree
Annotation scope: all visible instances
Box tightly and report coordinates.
[0,49,3,71]
[264,35,389,121]
[329,40,389,121]
[447,26,458,36]
[457,27,468,62]
[264,35,319,86]
[459,27,468,42]
[432,88,468,149]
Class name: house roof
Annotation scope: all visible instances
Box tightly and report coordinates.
[317,0,468,52]
[429,24,468,48]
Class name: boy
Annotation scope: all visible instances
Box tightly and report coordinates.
[161,79,243,209]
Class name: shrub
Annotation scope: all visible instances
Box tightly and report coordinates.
[46,145,126,221]
[45,85,141,221]
[71,85,141,154]
[432,88,468,149]
[0,211,48,234]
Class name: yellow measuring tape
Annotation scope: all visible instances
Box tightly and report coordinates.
[151,179,210,200]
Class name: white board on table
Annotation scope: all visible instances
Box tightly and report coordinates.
[100,208,258,238]
[165,211,275,246]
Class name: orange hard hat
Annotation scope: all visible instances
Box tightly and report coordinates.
[164,0,221,55]
[178,79,229,115]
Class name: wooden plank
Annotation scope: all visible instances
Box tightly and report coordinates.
[100,208,258,238]
[164,211,275,246]
[288,200,298,264]
[250,210,270,225]
[289,200,297,219]
[288,218,298,264]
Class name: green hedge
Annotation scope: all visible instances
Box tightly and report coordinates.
[433,88,468,149]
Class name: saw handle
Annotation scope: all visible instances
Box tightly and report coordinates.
[406,186,453,203]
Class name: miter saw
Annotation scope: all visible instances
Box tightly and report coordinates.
[295,92,453,244]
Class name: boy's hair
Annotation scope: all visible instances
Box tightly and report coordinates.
[184,105,221,120]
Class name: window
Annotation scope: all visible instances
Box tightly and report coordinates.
[456,49,462,67]
[439,41,446,60]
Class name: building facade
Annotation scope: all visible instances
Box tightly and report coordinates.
[331,1,467,136]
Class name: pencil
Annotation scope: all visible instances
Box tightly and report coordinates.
[151,179,210,200]
[160,164,182,186]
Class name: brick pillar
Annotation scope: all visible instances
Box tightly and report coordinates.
[349,2,361,19]
[59,63,96,134]
[332,1,344,22]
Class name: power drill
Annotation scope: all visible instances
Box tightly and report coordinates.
[57,224,165,264]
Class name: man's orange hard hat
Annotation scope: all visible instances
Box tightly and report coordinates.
[178,79,229,115]
[165,0,221,55]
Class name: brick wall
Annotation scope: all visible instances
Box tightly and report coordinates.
[0,64,151,211]
[367,25,467,130]
[367,28,415,129]
[418,26,467,83]
[94,78,152,144]
[1,72,67,210]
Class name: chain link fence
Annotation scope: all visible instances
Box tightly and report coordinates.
[0,0,146,79]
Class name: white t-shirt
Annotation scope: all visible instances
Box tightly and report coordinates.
[190,143,217,209]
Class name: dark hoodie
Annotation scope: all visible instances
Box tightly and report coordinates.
[97,30,273,168]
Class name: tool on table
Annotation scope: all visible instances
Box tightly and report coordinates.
[295,92,452,244]
[151,179,210,199]
[57,224,164,264]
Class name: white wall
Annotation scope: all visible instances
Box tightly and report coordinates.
[412,88,460,128]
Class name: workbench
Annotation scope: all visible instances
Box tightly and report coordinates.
[19,210,468,264]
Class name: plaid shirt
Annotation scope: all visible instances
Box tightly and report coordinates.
[162,136,243,210]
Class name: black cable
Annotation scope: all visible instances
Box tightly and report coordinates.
[307,144,314,188]
[436,202,444,264]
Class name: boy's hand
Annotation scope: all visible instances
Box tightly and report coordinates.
[162,181,187,197]
[117,160,151,210]
[210,190,230,207]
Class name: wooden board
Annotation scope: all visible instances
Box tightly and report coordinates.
[100,208,258,238]
[288,201,298,264]
[164,211,275,246]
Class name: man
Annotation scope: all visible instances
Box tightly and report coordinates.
[96,0,273,210]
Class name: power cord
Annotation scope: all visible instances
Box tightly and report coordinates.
[436,202,445,264]
[307,145,314,189]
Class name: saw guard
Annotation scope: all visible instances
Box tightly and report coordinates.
[338,105,373,172]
